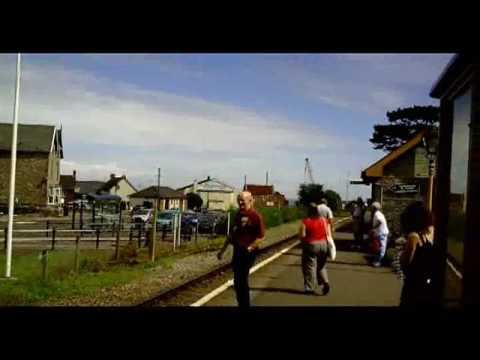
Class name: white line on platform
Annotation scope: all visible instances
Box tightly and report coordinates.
[190,217,350,307]
[446,258,463,279]
[190,240,300,307]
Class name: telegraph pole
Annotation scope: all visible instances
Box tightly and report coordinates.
[345,171,350,203]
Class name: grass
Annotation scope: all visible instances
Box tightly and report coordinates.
[0,249,142,305]
[0,211,308,306]
[334,209,351,218]
[0,233,229,305]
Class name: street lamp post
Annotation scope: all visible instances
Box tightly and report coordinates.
[4,54,22,279]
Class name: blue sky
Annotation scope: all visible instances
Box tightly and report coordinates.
[0,53,453,200]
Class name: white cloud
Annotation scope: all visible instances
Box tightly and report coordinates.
[267,54,452,115]
[0,55,349,198]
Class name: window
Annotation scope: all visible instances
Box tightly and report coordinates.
[448,88,471,268]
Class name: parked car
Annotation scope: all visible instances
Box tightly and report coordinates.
[71,199,91,210]
[198,211,226,233]
[131,208,153,225]
[156,210,177,230]
[182,210,199,227]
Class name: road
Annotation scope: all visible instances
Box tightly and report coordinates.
[205,231,402,306]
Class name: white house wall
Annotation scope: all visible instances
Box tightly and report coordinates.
[110,179,137,203]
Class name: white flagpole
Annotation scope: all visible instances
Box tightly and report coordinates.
[5,53,22,278]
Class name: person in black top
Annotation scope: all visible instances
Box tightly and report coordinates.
[399,201,439,307]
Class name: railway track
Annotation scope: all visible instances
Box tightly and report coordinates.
[137,217,351,307]
[137,236,300,306]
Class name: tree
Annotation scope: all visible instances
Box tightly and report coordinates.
[323,189,342,213]
[186,192,203,210]
[370,105,439,152]
[298,184,324,208]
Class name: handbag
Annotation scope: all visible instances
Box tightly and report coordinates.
[370,231,381,254]
[327,234,336,261]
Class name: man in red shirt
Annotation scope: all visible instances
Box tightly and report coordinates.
[217,191,265,307]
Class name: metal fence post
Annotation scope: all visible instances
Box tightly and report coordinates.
[72,204,76,230]
[211,218,216,239]
[74,235,80,273]
[115,229,120,261]
[195,221,198,246]
[177,212,182,247]
[226,212,231,237]
[172,216,177,251]
[41,249,49,281]
[51,227,56,251]
[4,227,8,254]
[138,226,142,248]
[80,202,84,230]
[112,222,116,237]
[96,228,101,249]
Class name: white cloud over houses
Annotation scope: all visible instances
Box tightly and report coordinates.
[0,55,354,199]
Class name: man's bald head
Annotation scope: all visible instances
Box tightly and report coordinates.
[238,191,254,210]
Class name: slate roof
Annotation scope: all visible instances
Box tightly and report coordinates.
[0,123,61,157]
[130,186,185,199]
[245,184,274,196]
[76,181,105,195]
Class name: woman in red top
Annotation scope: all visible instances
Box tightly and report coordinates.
[299,203,332,295]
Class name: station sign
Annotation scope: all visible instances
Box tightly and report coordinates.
[390,184,419,194]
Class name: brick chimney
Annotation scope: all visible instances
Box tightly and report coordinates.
[73,170,77,184]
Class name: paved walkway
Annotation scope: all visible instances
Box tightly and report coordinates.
[205,231,402,306]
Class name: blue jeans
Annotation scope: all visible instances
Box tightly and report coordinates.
[374,233,388,263]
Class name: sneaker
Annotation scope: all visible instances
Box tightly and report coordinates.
[372,262,381,268]
[323,283,330,295]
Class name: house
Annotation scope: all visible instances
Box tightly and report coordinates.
[357,129,432,235]
[97,173,137,208]
[76,180,105,198]
[0,123,63,208]
[176,176,237,211]
[129,186,186,211]
[59,170,79,204]
[244,184,288,208]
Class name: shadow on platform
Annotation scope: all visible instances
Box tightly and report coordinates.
[250,287,324,296]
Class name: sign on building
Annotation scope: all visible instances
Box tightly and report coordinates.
[390,184,420,194]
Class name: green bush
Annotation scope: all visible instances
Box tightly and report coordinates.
[255,206,305,229]
[80,258,108,273]
[116,243,140,265]
[257,207,283,228]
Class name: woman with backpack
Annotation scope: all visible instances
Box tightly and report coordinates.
[399,201,438,307]
[299,203,333,295]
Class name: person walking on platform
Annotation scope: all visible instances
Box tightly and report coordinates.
[399,201,439,307]
[317,198,333,225]
[217,191,265,307]
[371,201,389,267]
[299,203,332,295]
[363,199,373,250]
[352,197,364,250]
